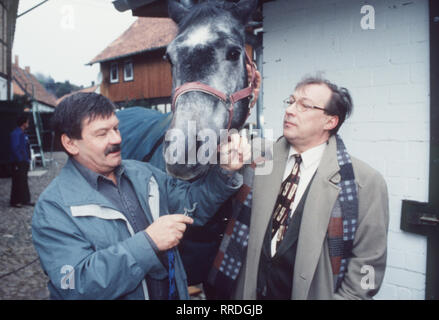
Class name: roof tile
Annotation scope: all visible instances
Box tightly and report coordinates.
[12,65,57,107]
[89,17,178,65]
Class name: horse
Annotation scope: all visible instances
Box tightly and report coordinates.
[116,0,260,291]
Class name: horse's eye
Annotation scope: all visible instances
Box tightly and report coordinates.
[226,48,241,61]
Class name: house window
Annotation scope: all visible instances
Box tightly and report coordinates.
[124,60,133,81]
[110,63,119,83]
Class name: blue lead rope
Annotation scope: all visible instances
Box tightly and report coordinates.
[167,203,197,299]
[168,249,177,300]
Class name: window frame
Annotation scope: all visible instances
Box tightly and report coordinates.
[123,60,134,82]
[110,62,119,83]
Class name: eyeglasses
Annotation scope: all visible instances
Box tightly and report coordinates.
[283,96,326,112]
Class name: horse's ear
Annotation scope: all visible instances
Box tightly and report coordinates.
[230,0,258,24]
[168,0,190,24]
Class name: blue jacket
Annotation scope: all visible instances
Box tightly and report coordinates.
[32,158,242,300]
[10,127,29,162]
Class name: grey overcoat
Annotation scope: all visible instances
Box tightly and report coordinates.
[234,135,389,300]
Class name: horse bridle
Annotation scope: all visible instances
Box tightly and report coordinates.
[171,51,258,130]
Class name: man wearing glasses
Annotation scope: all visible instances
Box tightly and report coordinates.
[233,76,389,299]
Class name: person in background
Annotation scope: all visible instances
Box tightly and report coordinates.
[10,115,33,208]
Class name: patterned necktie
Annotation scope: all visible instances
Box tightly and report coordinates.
[271,154,302,250]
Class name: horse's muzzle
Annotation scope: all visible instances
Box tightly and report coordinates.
[165,162,209,181]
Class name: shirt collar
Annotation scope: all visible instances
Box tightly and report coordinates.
[71,157,125,189]
[287,141,327,169]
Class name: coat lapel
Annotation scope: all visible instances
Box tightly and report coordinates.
[242,137,290,298]
[252,137,290,245]
[292,136,341,299]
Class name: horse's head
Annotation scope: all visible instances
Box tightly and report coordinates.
[164,0,258,180]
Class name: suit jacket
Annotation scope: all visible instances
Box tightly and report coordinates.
[234,135,389,300]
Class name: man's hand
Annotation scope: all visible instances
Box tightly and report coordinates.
[145,214,194,251]
[246,63,261,108]
[219,133,252,172]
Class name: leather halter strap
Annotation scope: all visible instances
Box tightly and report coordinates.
[171,51,258,130]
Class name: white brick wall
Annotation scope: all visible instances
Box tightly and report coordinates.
[262,0,430,299]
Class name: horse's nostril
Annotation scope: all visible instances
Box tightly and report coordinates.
[165,162,209,181]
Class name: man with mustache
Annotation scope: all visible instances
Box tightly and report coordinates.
[31,92,250,300]
[231,76,389,299]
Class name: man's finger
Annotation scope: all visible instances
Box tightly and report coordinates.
[175,231,184,240]
[242,140,252,163]
[246,64,252,81]
[171,214,194,225]
[230,133,240,150]
[175,222,188,233]
[239,133,249,150]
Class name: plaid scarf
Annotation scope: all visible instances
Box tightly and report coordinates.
[207,135,358,296]
[328,135,358,290]
[207,162,255,297]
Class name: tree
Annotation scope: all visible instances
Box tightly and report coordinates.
[36,74,83,98]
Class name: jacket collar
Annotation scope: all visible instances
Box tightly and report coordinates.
[58,158,114,208]
[58,158,153,212]
[318,135,341,183]
[70,158,126,190]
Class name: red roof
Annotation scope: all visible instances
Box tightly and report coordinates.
[88,17,178,65]
[12,65,57,107]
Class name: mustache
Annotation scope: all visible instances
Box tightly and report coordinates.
[104,144,121,156]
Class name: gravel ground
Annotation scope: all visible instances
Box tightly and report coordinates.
[0,152,205,300]
[0,152,67,300]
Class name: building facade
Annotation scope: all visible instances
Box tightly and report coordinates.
[0,0,18,101]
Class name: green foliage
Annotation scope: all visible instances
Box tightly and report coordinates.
[35,73,84,98]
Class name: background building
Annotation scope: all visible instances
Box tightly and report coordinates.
[0,0,19,101]
[88,17,178,112]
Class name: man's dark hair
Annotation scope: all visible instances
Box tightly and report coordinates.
[295,76,353,136]
[52,92,116,140]
[16,114,29,127]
